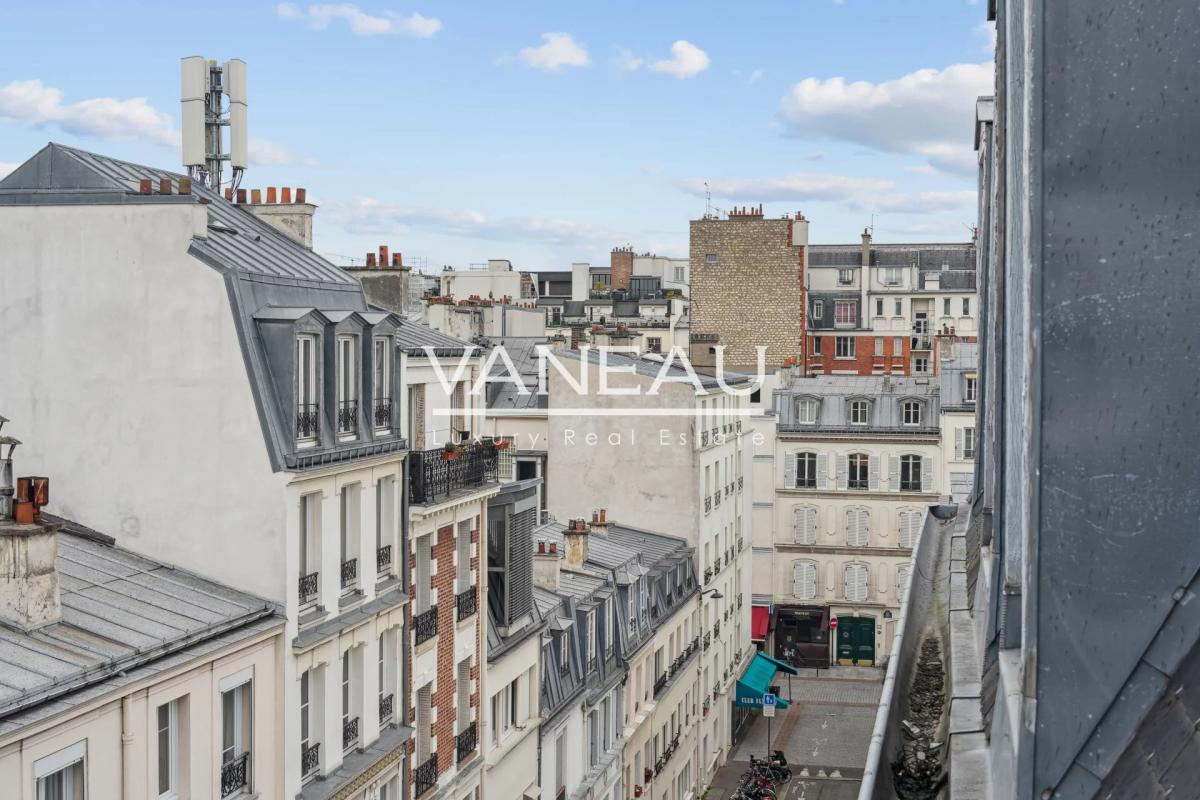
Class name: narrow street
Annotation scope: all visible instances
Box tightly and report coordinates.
[706,667,884,800]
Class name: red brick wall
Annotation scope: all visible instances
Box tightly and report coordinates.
[807,333,910,375]
[610,247,633,291]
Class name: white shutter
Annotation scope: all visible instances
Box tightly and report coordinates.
[921,455,934,492]
[817,453,828,489]
[896,566,911,600]
[888,456,900,492]
[783,453,796,487]
[844,564,868,602]
[793,506,816,545]
[847,509,869,547]
[836,455,848,490]
[955,428,964,460]
[898,511,919,548]
[793,561,816,600]
[868,455,880,491]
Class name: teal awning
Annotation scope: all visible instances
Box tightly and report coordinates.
[734,652,799,709]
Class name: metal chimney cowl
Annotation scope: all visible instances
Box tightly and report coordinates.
[0,431,63,630]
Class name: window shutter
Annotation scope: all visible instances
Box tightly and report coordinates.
[921,455,934,492]
[836,455,848,490]
[793,562,816,600]
[955,428,963,460]
[817,453,828,489]
[896,566,911,599]
[888,455,900,492]
[847,509,869,547]
[868,455,880,491]
[783,453,796,487]
[793,507,815,545]
[792,561,805,597]
[898,511,919,549]
[845,564,868,602]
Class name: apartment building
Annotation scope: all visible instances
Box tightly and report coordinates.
[805,233,976,377]
[539,297,688,355]
[0,144,412,800]
[0,447,284,800]
[481,336,550,513]
[753,374,943,668]
[546,352,753,781]
[569,248,689,301]
[937,342,978,502]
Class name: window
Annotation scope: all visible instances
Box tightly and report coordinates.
[893,336,903,355]
[913,356,929,374]
[844,563,869,602]
[555,732,566,796]
[961,427,977,460]
[796,398,819,425]
[813,299,824,318]
[588,710,600,767]
[902,400,923,426]
[849,400,870,426]
[342,649,357,752]
[336,336,357,437]
[900,455,923,492]
[300,670,316,778]
[896,565,911,597]
[340,484,359,593]
[456,520,471,594]
[795,452,817,489]
[812,336,823,355]
[875,298,884,316]
[834,300,857,327]
[157,699,181,797]
[894,299,902,315]
[943,298,951,316]
[849,510,868,546]
[792,561,817,599]
[705,253,717,264]
[35,742,86,800]
[296,335,318,442]
[221,678,253,797]
[898,510,922,548]
[838,269,854,286]
[646,336,662,354]
[604,600,614,656]
[836,336,855,359]
[458,659,473,733]
[379,634,391,722]
[965,375,977,403]
[586,612,597,670]
[874,337,884,356]
[848,454,869,490]
[674,266,685,282]
[963,297,970,315]
[792,507,817,545]
[884,267,902,285]
[559,630,570,672]
[299,493,320,605]
[373,337,391,431]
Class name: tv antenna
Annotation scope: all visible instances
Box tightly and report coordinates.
[181,56,247,191]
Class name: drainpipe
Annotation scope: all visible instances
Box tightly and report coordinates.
[122,693,134,798]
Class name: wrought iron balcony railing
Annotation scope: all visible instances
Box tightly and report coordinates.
[340,558,357,589]
[653,673,669,697]
[714,620,721,638]
[703,632,711,651]
[704,496,711,514]
[409,441,499,505]
[220,752,250,798]
[700,430,709,447]
[738,475,744,491]
[456,721,477,763]
[300,742,320,778]
[380,693,394,724]
[415,754,438,797]
[337,400,358,435]
[704,567,712,585]
[372,398,393,429]
[714,491,721,508]
[456,587,477,621]
[296,403,320,441]
[298,571,319,605]
[342,717,359,750]
[376,545,392,573]
[415,606,438,645]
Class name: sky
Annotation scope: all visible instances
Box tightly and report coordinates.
[0,1,994,273]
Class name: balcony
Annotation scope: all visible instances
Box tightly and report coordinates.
[415,753,438,797]
[340,558,357,589]
[456,722,477,763]
[337,400,358,436]
[738,476,744,491]
[704,496,712,514]
[704,567,713,585]
[298,571,319,605]
[714,555,721,571]
[736,419,743,434]
[714,491,721,508]
[737,535,744,551]
[220,752,250,798]
[714,620,721,638]
[653,672,669,697]
[379,693,394,724]
[700,429,709,447]
[409,441,499,505]
[456,587,477,621]
[372,398,393,430]
[300,742,320,779]
[415,606,438,645]
[296,403,320,441]
[376,545,392,574]
[342,717,359,751]
[703,632,711,651]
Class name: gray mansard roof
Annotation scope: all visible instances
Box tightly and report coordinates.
[940,343,979,410]
[808,243,976,270]
[774,374,941,432]
[0,516,281,735]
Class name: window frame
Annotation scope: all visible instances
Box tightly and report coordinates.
[902,400,924,426]
[847,453,870,491]
[795,452,818,489]
[336,335,358,438]
[156,698,180,798]
[35,741,87,800]
[900,454,923,492]
[812,299,824,319]
[965,375,977,403]
[835,336,856,359]
[843,562,870,602]
[295,335,319,444]
[796,398,819,425]
[834,300,857,327]
[373,337,391,431]
[849,399,870,426]
[962,426,977,460]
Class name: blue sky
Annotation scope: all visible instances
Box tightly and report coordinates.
[0,1,993,272]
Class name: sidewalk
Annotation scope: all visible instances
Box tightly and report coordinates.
[705,667,883,800]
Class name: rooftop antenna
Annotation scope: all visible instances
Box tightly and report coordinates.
[704,181,713,219]
[181,56,247,191]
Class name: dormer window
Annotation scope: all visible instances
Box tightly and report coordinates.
[373,337,392,432]
[849,400,870,426]
[559,631,570,674]
[796,398,819,425]
[296,335,319,444]
[965,375,977,403]
[586,612,597,671]
[337,336,358,439]
[902,400,923,426]
[604,600,614,657]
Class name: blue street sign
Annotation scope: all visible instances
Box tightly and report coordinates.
[762,693,776,706]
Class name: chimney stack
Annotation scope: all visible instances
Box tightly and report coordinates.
[588,509,608,536]
[392,252,403,268]
[266,186,277,204]
[366,253,377,267]
[533,540,561,590]
[244,186,317,248]
[861,228,872,268]
[564,518,589,569]
[281,187,292,203]
[159,178,172,195]
[380,245,389,267]
[179,177,192,195]
[236,188,247,204]
[0,429,62,631]
[139,179,152,195]
[610,246,634,292]
[250,189,261,204]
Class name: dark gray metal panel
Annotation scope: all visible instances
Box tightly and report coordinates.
[1032,0,1200,792]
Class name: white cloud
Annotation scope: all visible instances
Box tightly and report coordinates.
[0,161,17,179]
[748,68,764,83]
[974,21,996,53]
[648,40,710,79]
[249,137,320,167]
[277,3,441,37]
[678,174,976,216]
[780,62,992,175]
[519,33,590,71]
[0,79,178,148]
[614,48,643,72]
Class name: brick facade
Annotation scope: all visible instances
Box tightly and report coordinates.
[610,246,633,292]
[690,209,808,371]
[807,333,911,375]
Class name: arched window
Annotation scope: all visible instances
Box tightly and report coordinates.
[848,453,870,490]
[846,508,870,547]
[792,561,817,600]
[902,400,923,426]
[897,509,922,548]
[792,506,817,544]
[844,563,869,602]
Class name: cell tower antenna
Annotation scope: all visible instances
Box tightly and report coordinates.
[705,181,712,219]
[181,56,247,191]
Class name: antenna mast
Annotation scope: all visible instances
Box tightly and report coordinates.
[181,56,247,191]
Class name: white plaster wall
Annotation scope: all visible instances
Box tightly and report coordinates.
[540,710,583,800]
[0,203,286,600]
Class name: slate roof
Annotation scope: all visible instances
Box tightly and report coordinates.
[808,243,976,270]
[395,318,474,356]
[0,517,281,734]
[484,336,549,413]
[557,348,752,389]
[774,374,941,431]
